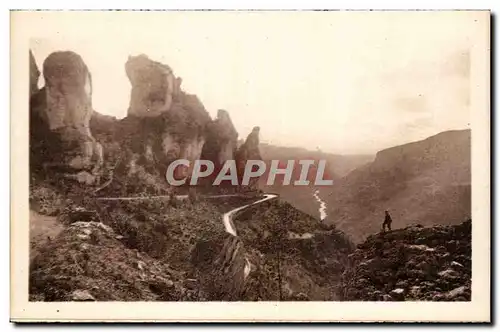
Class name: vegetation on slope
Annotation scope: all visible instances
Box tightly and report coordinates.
[234,199,355,300]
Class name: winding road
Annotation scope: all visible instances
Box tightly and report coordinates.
[95,192,279,279]
[221,193,278,279]
[96,192,278,238]
[222,194,278,236]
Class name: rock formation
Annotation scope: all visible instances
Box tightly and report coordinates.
[338,220,471,301]
[235,126,262,188]
[30,51,103,184]
[29,50,40,97]
[123,54,211,180]
[125,54,177,117]
[191,235,249,300]
[201,109,238,169]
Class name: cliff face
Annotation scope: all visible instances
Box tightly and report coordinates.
[30,51,103,184]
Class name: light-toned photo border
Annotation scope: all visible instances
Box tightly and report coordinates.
[10,10,491,322]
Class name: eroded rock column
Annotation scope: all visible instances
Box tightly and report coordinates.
[31,51,103,183]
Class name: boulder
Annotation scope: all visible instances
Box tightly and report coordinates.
[29,215,193,301]
[409,286,422,297]
[70,289,95,301]
[446,286,467,299]
[450,261,465,269]
[390,288,406,301]
[438,269,459,280]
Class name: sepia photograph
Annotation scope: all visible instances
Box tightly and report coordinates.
[10,9,490,322]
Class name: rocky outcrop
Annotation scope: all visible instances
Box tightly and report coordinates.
[235,126,262,187]
[201,109,238,168]
[121,55,211,180]
[191,235,249,300]
[29,50,40,97]
[30,51,103,183]
[125,54,177,117]
[338,220,471,301]
[238,126,261,157]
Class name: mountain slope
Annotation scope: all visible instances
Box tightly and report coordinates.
[233,199,354,300]
[326,129,471,242]
[258,143,373,219]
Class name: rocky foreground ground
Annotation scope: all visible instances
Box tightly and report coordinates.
[338,220,471,301]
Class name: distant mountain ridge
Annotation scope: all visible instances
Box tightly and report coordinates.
[257,143,374,218]
[325,129,471,242]
[259,143,374,178]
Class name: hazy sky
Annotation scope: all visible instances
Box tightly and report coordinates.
[27,11,481,154]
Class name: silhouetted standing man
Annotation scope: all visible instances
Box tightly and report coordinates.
[382,210,392,232]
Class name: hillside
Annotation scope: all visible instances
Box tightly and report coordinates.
[325,130,471,242]
[339,220,471,301]
[233,199,354,300]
